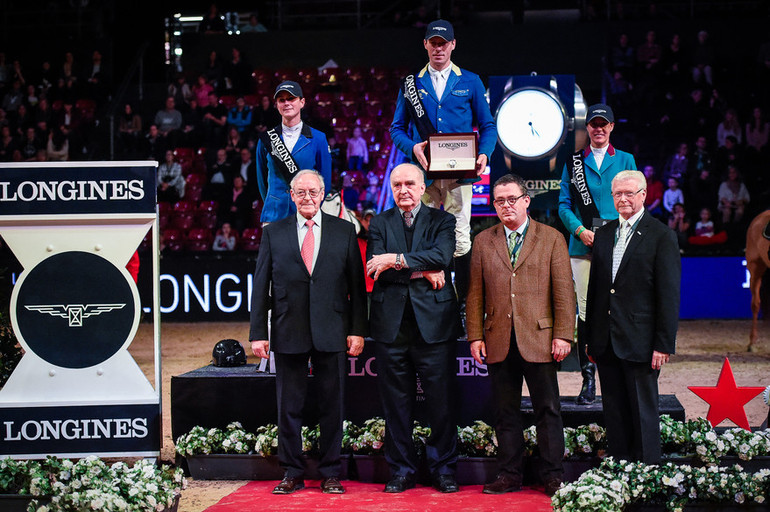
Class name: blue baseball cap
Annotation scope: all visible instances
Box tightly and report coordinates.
[425,20,454,41]
[274,80,303,99]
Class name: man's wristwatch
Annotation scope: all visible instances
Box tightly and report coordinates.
[394,253,403,271]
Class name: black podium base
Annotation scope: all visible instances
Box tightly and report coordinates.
[171,361,685,441]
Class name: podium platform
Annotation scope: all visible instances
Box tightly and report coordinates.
[171,342,685,440]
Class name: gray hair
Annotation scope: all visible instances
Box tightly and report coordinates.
[390,163,425,186]
[290,169,325,191]
[612,170,646,191]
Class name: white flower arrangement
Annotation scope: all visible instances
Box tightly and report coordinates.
[457,420,498,457]
[553,457,770,511]
[175,416,770,467]
[660,414,770,465]
[563,423,606,458]
[0,456,184,512]
[343,418,386,455]
[175,422,320,457]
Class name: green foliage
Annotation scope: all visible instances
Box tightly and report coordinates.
[0,311,22,388]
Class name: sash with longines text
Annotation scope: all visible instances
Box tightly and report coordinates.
[259,126,301,186]
[0,162,161,459]
[401,73,436,142]
[568,150,602,233]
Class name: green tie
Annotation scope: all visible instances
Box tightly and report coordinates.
[508,231,521,264]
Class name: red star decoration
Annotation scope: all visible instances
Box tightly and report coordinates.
[688,357,764,431]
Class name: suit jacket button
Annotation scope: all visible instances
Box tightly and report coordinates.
[608,310,611,315]
[511,293,515,298]
[610,288,615,294]
[507,313,511,318]
[512,273,516,277]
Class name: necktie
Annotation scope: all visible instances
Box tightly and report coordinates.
[301,219,315,273]
[612,221,629,281]
[508,231,522,265]
[403,210,413,227]
[433,71,446,100]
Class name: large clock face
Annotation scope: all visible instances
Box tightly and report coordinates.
[496,88,567,160]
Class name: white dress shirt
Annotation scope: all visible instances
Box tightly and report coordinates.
[282,121,303,153]
[428,64,452,101]
[591,145,608,169]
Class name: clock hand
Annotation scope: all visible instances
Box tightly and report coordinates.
[528,121,540,137]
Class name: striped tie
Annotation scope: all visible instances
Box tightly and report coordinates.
[612,221,629,281]
[403,210,413,227]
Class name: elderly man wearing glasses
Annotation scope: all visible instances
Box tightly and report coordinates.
[585,170,680,464]
[466,172,575,497]
[557,103,637,406]
[250,170,367,495]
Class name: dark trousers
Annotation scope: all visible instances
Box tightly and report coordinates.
[487,335,564,482]
[595,348,662,464]
[274,350,346,479]
[374,301,457,479]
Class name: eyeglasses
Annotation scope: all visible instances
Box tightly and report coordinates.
[611,189,644,199]
[292,188,322,199]
[493,193,528,207]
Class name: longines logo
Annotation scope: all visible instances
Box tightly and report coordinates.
[437,142,468,151]
[25,303,126,327]
[15,251,135,369]
[525,179,561,197]
[403,75,425,118]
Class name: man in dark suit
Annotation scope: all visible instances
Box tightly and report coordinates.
[466,173,575,497]
[250,169,367,495]
[366,163,463,494]
[586,170,681,464]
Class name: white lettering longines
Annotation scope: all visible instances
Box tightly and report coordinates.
[3,418,149,442]
[0,179,145,202]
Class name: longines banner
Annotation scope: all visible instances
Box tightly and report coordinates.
[0,161,161,459]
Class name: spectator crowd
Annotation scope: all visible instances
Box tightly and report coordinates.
[2,17,770,255]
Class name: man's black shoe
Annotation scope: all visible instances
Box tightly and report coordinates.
[272,476,305,494]
[384,475,415,493]
[483,474,522,494]
[433,474,459,493]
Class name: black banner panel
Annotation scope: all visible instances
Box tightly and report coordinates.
[0,404,160,457]
[0,163,156,215]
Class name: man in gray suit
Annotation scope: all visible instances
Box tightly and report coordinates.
[250,170,367,494]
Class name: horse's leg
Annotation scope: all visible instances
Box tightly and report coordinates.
[748,261,765,352]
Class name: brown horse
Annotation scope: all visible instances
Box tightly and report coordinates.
[746,210,770,352]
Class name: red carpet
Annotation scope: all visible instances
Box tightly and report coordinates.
[204,480,554,511]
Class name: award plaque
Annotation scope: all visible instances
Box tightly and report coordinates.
[425,132,479,179]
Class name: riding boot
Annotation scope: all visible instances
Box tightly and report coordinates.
[453,251,472,322]
[576,318,596,405]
